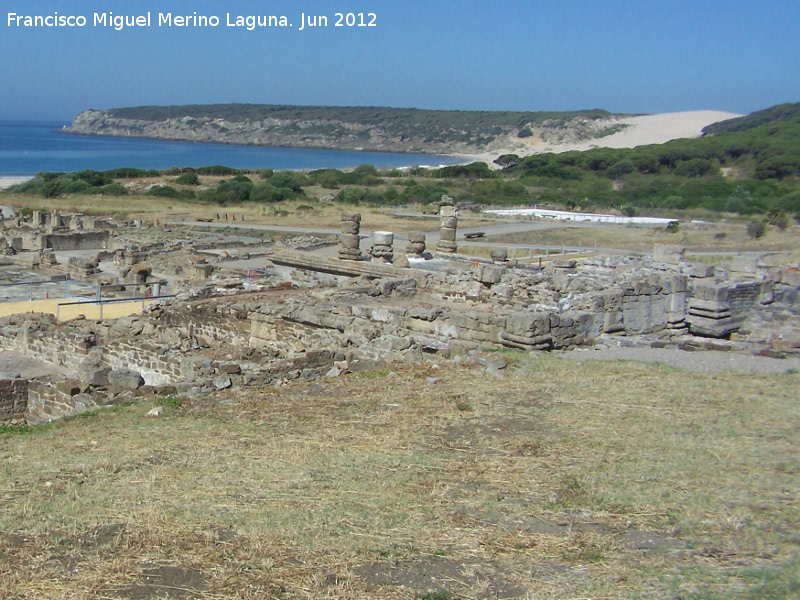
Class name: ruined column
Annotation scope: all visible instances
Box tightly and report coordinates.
[339,212,362,261]
[436,206,458,254]
[406,231,426,258]
[369,231,394,263]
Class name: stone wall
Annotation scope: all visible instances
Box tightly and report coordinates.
[249,270,689,359]
[687,281,769,337]
[103,340,184,386]
[39,231,110,251]
[26,376,101,425]
[0,326,94,373]
[0,379,28,424]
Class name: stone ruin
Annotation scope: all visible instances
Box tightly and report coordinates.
[1,210,113,252]
[2,211,800,427]
[339,212,362,261]
[436,206,458,254]
[406,231,426,259]
[369,231,394,263]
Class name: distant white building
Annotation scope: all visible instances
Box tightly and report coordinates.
[483,207,676,226]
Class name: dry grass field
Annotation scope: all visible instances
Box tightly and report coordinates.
[1,354,798,599]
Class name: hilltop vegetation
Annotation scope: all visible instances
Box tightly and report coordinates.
[106,103,615,131]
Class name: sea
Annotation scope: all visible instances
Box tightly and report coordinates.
[0,120,460,177]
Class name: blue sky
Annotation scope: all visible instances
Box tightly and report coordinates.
[1,0,798,121]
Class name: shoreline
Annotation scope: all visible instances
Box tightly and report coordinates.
[1,110,742,177]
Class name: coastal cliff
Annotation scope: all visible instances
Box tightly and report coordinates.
[64,104,629,155]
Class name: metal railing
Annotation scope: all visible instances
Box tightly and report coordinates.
[55,293,175,321]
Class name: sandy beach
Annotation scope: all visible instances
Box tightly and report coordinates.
[0,177,31,190]
[455,110,743,165]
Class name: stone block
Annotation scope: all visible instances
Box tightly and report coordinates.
[781,268,800,287]
[689,263,716,278]
[373,231,394,246]
[340,220,360,235]
[108,369,145,391]
[439,227,457,242]
[339,233,360,248]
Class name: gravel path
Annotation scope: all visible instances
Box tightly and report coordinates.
[558,346,800,374]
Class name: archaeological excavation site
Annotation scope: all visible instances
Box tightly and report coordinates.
[1,206,799,426]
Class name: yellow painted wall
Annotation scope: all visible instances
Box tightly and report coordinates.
[0,298,155,321]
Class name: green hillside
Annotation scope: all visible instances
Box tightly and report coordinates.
[495,101,800,217]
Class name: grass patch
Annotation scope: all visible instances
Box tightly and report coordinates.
[0,356,797,598]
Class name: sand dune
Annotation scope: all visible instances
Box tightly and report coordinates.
[456,110,743,165]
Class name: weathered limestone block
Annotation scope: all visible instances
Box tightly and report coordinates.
[686,281,762,337]
[473,264,506,285]
[689,263,716,278]
[340,220,360,235]
[436,206,458,254]
[501,312,553,350]
[407,231,427,257]
[339,233,360,248]
[441,216,458,230]
[622,294,670,334]
[340,212,362,260]
[369,231,394,263]
[439,227,457,242]
[108,369,145,391]
[491,247,508,263]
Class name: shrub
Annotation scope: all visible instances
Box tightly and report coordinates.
[336,187,367,205]
[41,179,65,198]
[352,164,379,176]
[97,183,129,196]
[768,209,790,231]
[204,180,253,204]
[103,167,151,178]
[195,165,239,176]
[75,169,112,186]
[607,159,635,178]
[308,169,346,188]
[61,179,94,194]
[746,219,767,239]
[269,171,308,192]
[8,176,45,194]
[147,185,181,198]
[250,183,292,203]
[174,172,200,185]
[675,158,715,178]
